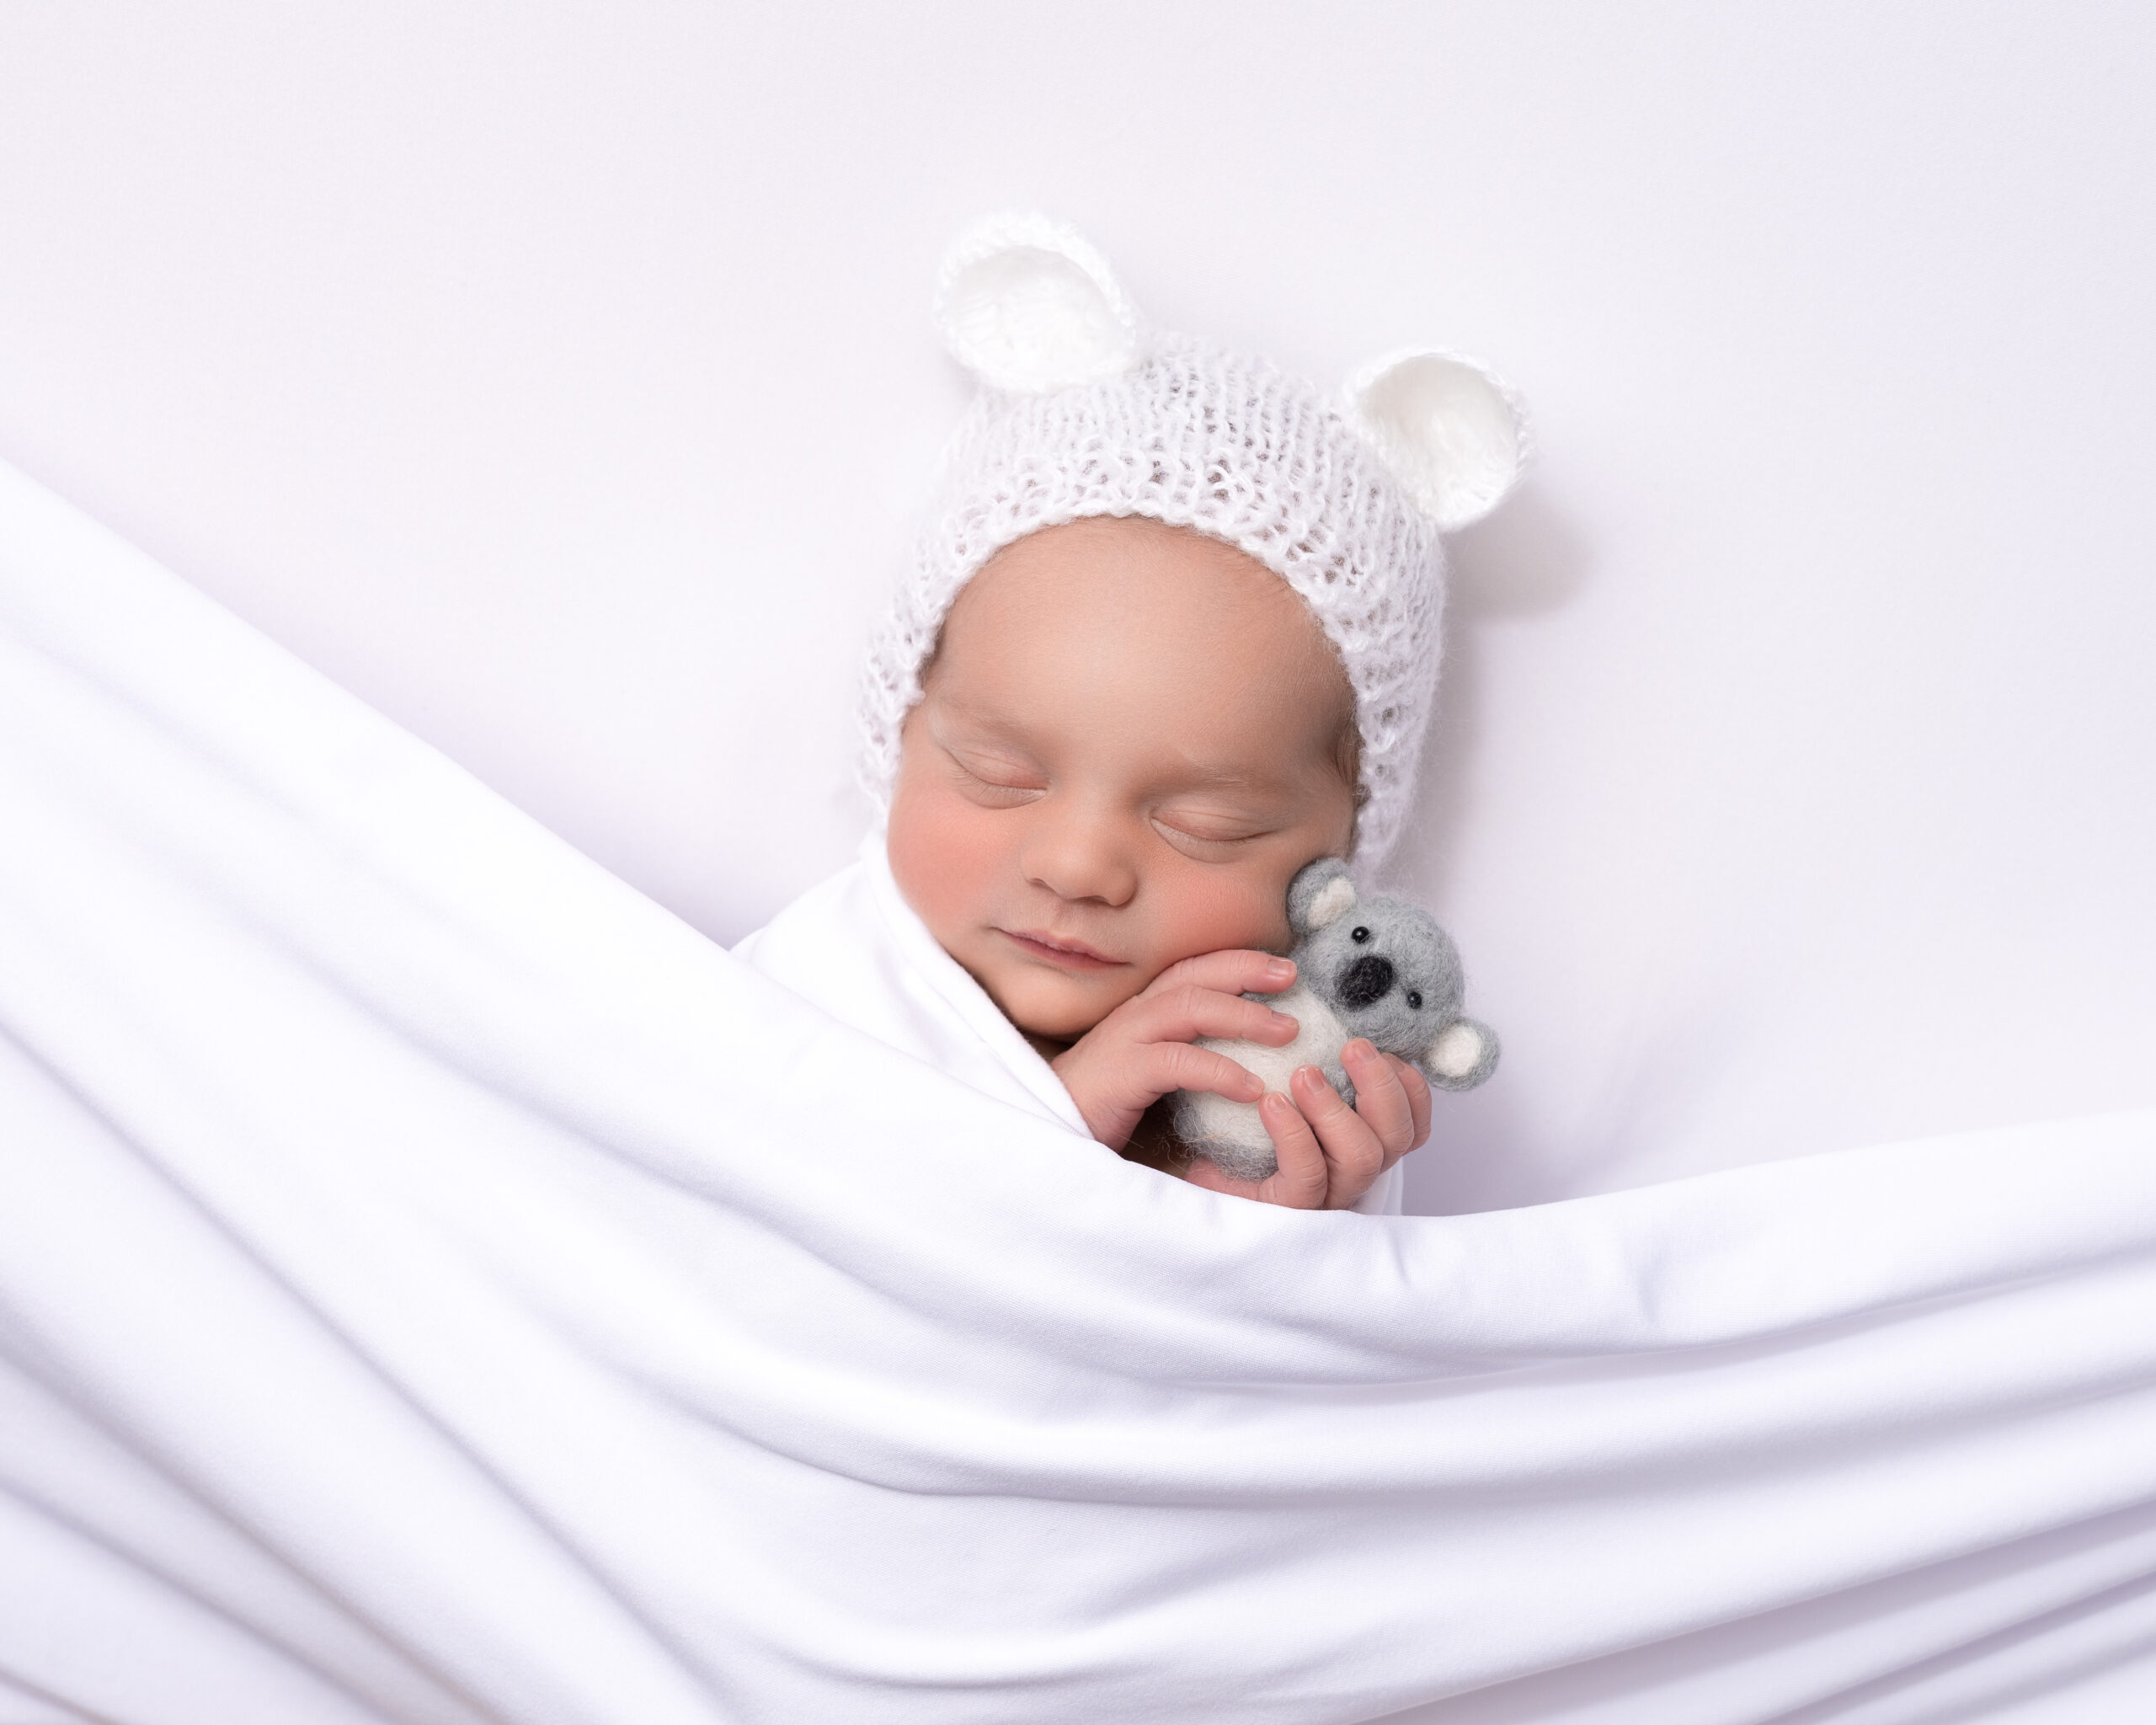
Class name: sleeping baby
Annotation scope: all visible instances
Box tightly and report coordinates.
[735,214,1524,1214]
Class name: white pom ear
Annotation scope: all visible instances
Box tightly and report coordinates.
[1304,873,1358,931]
[1425,1017,1499,1091]
[1428,1022,1485,1080]
[1349,350,1528,531]
[935,212,1141,393]
[1287,858,1358,934]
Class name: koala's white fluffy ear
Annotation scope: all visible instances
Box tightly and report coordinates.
[1349,350,1528,532]
[1286,857,1358,936]
[935,212,1141,393]
[1425,1017,1499,1092]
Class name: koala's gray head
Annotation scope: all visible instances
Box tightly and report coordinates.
[1283,859,1499,1091]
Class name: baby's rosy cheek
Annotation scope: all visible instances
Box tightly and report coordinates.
[1177,877,1293,956]
[889,804,979,927]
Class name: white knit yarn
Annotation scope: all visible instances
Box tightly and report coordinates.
[858,216,1526,873]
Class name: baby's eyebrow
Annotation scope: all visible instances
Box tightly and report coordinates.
[926,696,1037,740]
[1155,763,1300,798]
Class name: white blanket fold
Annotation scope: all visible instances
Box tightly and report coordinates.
[733,836,1099,1140]
[3,459,2153,1724]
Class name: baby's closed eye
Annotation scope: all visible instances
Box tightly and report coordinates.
[945,745,1048,802]
[1150,805,1279,852]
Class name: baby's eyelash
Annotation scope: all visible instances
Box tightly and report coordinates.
[1154,816,1269,849]
[948,753,1044,797]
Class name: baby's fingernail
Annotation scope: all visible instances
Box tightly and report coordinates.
[1265,958,1295,982]
[1267,1009,1295,1032]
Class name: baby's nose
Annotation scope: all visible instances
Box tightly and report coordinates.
[1020,810,1138,907]
[1337,953,1395,1008]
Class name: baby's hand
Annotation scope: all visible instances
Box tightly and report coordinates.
[1182,1040,1433,1211]
[1051,951,1299,1152]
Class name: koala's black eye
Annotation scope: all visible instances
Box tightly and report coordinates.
[1406,991,1423,1010]
[1350,926,1370,943]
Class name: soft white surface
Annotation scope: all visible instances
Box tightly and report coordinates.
[1,4,2152,1218]
[8,446,2156,1725]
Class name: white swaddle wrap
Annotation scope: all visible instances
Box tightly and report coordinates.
[3,456,2155,1725]
[732,840,1405,1216]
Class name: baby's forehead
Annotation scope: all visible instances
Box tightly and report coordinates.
[922,520,1349,780]
[961,515,1283,595]
[944,518,1337,667]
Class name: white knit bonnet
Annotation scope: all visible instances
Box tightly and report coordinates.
[859,212,1528,871]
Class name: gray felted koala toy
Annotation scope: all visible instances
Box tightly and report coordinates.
[1172,859,1498,1180]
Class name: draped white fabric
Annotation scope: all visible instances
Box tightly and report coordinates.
[3,457,2154,1724]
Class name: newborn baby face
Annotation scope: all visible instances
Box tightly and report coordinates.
[888,516,1358,1044]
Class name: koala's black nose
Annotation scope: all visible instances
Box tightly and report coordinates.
[1337,953,1395,1008]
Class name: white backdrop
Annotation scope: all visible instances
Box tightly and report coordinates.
[3,2,2151,1215]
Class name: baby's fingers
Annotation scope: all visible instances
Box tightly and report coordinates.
[1145,1043,1266,1105]
[1151,948,1296,1001]
[1251,1091,1331,1209]
[1292,1063,1387,1207]
[1392,1054,1433,1157]
[1341,1040,1426,1167]
[1130,982,1298,1049]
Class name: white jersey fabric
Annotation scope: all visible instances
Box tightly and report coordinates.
[4,458,2156,1724]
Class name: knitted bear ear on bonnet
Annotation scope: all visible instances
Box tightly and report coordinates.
[936,212,1142,393]
[1348,350,1528,532]
[934,211,1528,531]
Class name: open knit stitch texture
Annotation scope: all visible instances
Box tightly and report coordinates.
[858,333,1448,872]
